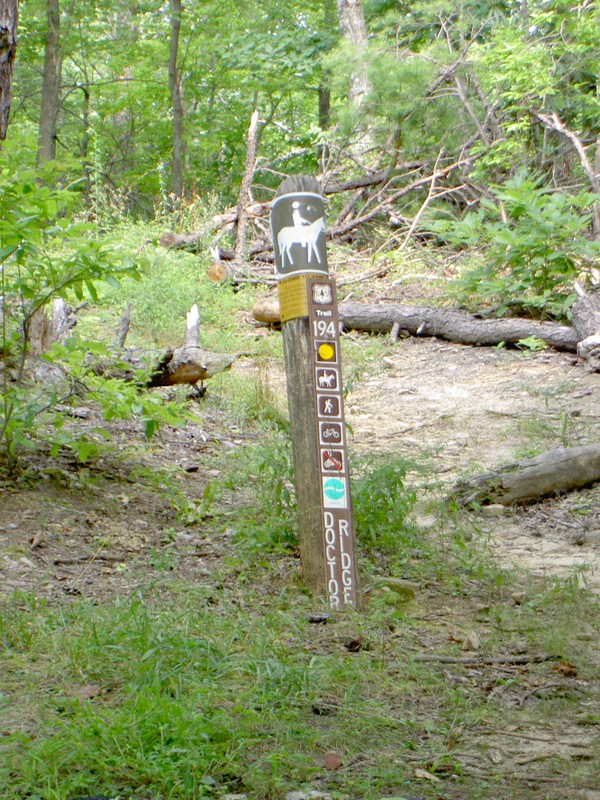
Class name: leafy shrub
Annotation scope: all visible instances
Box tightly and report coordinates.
[430,174,600,319]
[352,457,417,555]
[0,158,187,470]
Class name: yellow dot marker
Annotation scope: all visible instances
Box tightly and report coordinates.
[318,343,335,361]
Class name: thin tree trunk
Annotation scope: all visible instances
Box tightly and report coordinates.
[336,0,370,111]
[168,0,185,199]
[0,0,18,141]
[318,0,336,129]
[234,107,260,260]
[37,0,61,165]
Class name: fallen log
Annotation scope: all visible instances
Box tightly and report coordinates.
[146,345,242,388]
[252,298,580,352]
[450,444,600,507]
[94,304,246,391]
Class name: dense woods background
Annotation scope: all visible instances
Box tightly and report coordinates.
[1,0,600,461]
[4,0,599,221]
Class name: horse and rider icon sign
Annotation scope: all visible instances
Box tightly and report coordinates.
[270,192,328,279]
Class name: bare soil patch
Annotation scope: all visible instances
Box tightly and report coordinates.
[344,335,600,590]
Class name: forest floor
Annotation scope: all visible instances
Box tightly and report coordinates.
[1,253,600,800]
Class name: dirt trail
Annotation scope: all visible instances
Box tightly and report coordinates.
[343,336,600,590]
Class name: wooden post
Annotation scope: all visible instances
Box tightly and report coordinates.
[271,176,359,609]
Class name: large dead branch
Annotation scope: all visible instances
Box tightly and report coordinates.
[252,298,580,352]
[534,111,600,235]
[572,284,600,371]
[450,444,600,507]
[328,155,476,239]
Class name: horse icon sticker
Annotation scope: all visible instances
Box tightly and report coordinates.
[270,193,328,279]
[316,368,339,391]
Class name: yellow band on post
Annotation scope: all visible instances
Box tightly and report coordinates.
[277,274,313,322]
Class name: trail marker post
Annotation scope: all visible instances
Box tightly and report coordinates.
[271,176,359,609]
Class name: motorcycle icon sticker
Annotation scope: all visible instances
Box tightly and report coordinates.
[321,449,344,473]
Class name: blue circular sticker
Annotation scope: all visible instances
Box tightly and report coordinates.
[323,478,345,501]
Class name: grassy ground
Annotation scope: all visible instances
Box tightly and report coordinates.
[1,221,599,800]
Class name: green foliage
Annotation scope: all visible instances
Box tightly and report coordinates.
[352,457,417,555]
[224,431,298,553]
[0,158,189,470]
[431,175,600,318]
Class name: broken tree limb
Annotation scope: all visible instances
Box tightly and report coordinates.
[115,303,132,348]
[158,203,271,252]
[146,303,244,387]
[91,304,246,390]
[252,298,580,352]
[234,108,260,261]
[450,444,600,507]
[146,346,242,387]
[413,652,555,665]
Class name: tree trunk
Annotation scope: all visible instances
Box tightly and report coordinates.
[234,107,260,260]
[37,0,61,165]
[336,0,370,111]
[338,302,579,351]
[0,0,18,141]
[318,0,335,129]
[168,0,185,199]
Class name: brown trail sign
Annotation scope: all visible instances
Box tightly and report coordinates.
[270,176,359,609]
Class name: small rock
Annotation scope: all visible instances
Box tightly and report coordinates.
[579,529,600,545]
[29,531,46,549]
[375,577,419,599]
[511,592,526,605]
[462,630,481,651]
[480,504,507,517]
[19,556,35,570]
[220,794,248,800]
[511,640,528,654]
[307,612,331,624]
[323,751,343,770]
[382,357,395,369]
[414,767,441,782]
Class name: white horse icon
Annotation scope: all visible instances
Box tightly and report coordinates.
[277,216,325,268]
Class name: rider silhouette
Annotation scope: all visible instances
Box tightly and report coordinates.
[292,201,310,227]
